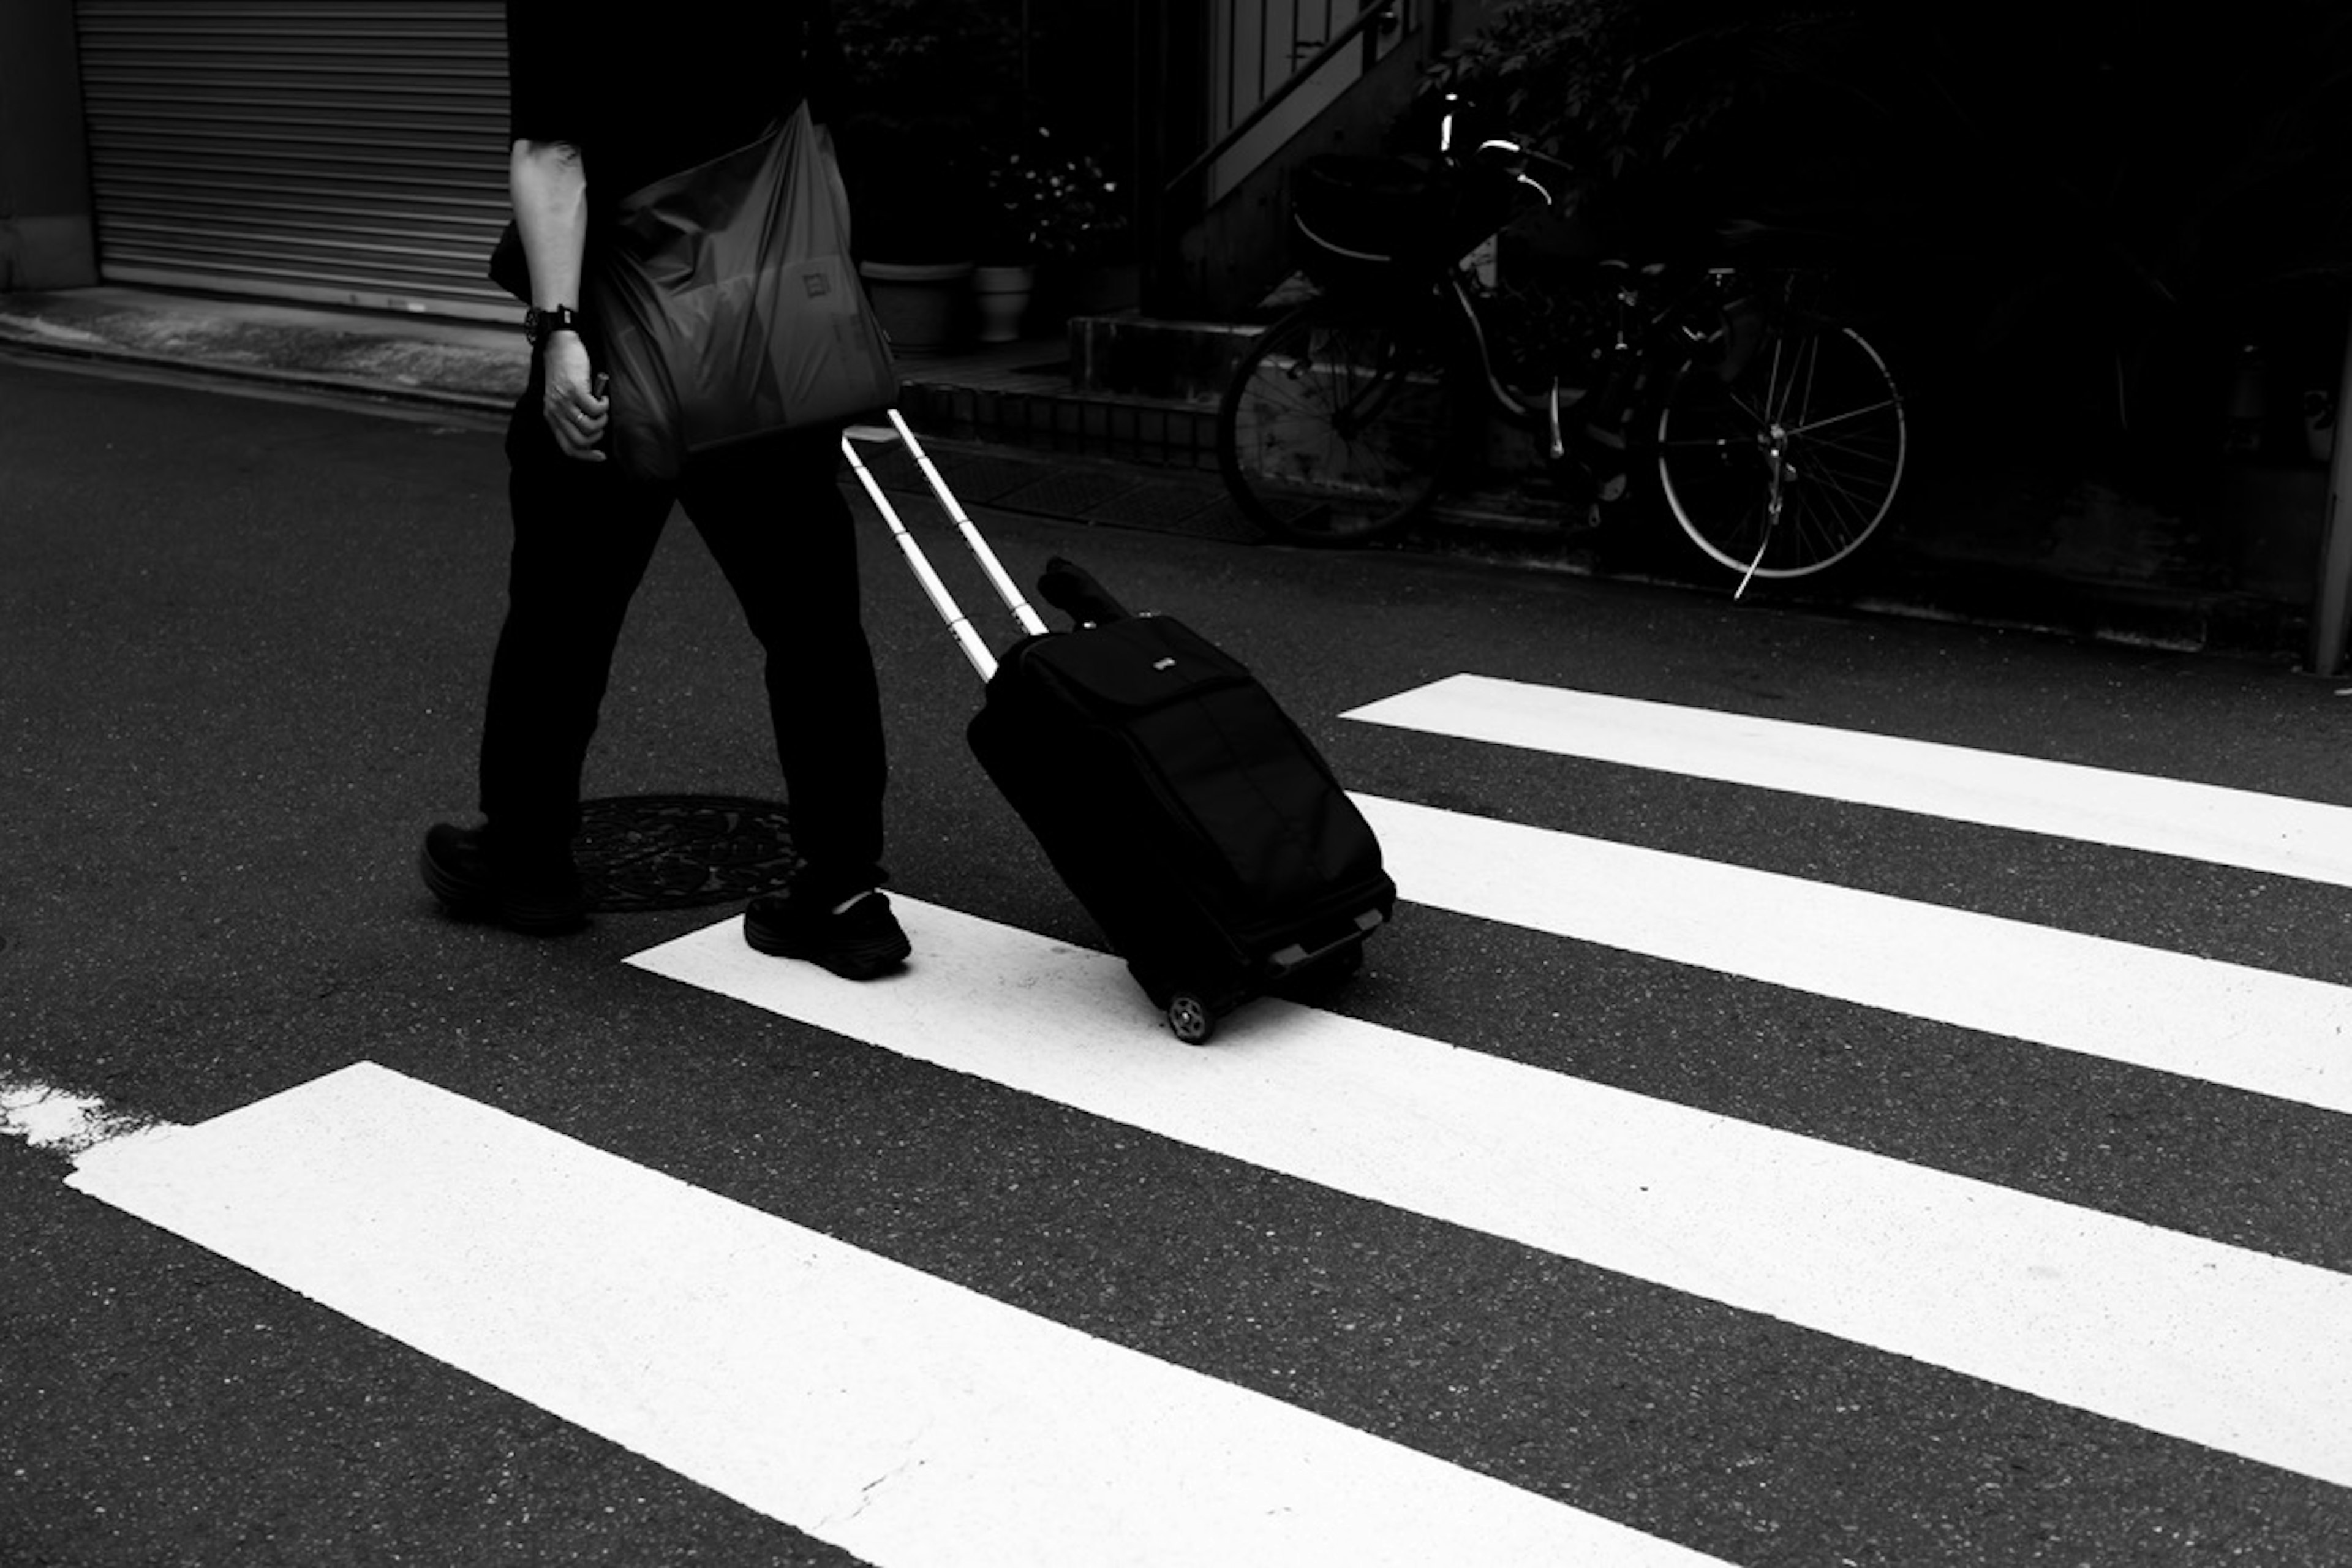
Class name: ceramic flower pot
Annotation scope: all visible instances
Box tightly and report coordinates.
[972,263,1038,344]
[858,260,974,353]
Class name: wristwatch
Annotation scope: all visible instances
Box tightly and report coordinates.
[523,303,581,351]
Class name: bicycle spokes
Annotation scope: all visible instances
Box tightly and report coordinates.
[1217,301,1463,546]
[1656,323,1907,585]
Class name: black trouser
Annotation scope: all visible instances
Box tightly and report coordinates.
[478,401,886,903]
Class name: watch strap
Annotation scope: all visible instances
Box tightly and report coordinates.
[524,303,581,349]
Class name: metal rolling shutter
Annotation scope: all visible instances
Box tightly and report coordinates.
[74,1,512,321]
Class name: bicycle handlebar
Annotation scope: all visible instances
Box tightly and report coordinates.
[1433,94,1575,208]
[1472,137,1577,179]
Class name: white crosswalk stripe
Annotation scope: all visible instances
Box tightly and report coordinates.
[70,1063,1727,1568]
[1346,673,2352,887]
[624,900,2352,1488]
[58,669,2352,1563]
[1348,793,2352,1114]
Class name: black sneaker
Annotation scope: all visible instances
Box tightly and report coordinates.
[419,823,587,935]
[742,889,910,979]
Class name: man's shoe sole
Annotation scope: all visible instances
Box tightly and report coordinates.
[418,843,587,935]
[742,918,910,979]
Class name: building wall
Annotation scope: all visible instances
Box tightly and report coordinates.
[1174,0,1499,317]
[0,0,99,290]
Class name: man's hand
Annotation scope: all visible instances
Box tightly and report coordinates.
[538,334,608,462]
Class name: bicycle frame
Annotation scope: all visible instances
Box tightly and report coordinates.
[1216,94,1909,575]
[1417,95,1793,480]
[1422,247,1738,469]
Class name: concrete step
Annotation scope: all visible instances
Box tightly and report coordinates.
[897,363,1221,474]
[894,313,1258,473]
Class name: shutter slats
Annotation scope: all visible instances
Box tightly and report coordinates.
[77,0,513,321]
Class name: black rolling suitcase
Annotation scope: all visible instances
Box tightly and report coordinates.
[841,415,1396,1042]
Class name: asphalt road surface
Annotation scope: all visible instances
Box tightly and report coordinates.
[6,350,2352,1566]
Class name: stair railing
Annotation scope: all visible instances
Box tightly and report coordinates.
[1161,0,1402,205]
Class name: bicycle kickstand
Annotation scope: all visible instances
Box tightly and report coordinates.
[1736,538,1768,600]
[1735,469,1790,600]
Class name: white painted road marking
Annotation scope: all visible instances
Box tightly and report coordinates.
[2,1071,179,1157]
[66,1061,1733,1568]
[51,676,2352,1555]
[1344,674,2352,888]
[628,900,2352,1488]
[1350,793,2352,1115]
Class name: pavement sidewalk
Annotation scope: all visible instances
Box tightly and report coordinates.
[0,285,2312,661]
[0,287,527,413]
[0,285,1263,547]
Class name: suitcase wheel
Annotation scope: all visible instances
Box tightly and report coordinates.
[1166,993,1216,1046]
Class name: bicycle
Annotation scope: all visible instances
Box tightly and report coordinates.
[1215,100,1909,595]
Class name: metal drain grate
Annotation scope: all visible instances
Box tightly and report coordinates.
[987,468,1150,518]
[574,794,797,913]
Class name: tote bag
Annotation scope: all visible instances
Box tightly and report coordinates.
[585,105,899,479]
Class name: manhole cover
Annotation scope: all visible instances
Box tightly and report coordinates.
[575,794,797,913]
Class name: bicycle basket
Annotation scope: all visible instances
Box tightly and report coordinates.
[1289,156,1503,293]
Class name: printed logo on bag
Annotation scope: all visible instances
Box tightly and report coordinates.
[802,271,832,297]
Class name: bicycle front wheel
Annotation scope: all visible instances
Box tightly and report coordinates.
[1655,323,1907,583]
[1216,295,1466,546]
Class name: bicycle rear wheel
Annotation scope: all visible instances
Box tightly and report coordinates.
[1654,323,1906,584]
[1216,295,1466,546]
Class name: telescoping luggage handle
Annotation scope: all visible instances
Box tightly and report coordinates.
[840,410,1047,682]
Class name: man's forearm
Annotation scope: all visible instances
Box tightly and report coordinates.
[510,138,589,310]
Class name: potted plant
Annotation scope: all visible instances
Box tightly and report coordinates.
[967,125,1130,341]
[976,123,1136,335]
[971,145,1042,344]
[833,0,1023,350]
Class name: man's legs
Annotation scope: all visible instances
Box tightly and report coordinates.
[681,430,903,976]
[681,429,888,900]
[423,412,674,931]
[478,447,674,846]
